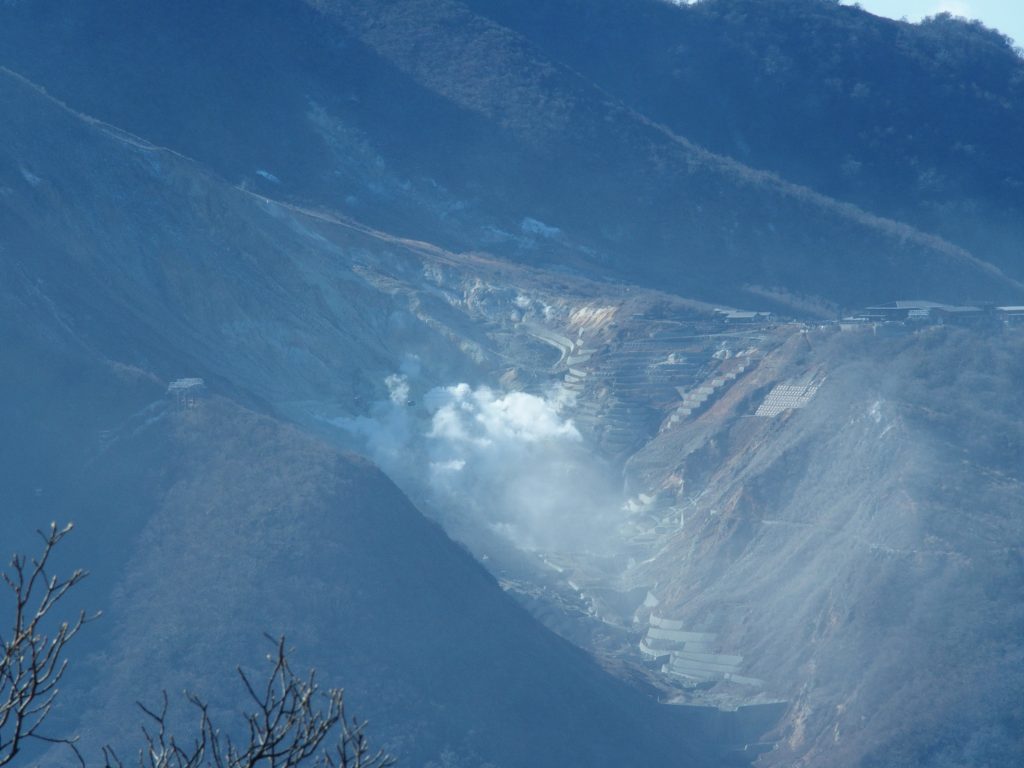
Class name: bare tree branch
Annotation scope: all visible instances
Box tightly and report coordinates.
[0,522,97,767]
[3,528,391,768]
[103,637,394,768]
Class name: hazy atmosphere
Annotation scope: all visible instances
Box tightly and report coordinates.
[1,1,1022,767]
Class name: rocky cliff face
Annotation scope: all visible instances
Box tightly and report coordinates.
[415,284,1023,766]
[609,327,1024,767]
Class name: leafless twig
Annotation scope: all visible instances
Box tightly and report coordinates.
[0,522,97,766]
[2,528,390,768]
[103,637,394,768]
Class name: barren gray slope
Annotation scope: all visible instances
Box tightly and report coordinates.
[625,329,1024,767]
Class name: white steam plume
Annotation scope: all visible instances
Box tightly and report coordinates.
[334,374,620,553]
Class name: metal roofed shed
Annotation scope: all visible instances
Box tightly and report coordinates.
[167,377,206,408]
[713,308,773,324]
[997,306,1024,324]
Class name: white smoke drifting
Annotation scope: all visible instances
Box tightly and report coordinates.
[334,374,620,553]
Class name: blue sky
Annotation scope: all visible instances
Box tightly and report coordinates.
[846,1,1024,46]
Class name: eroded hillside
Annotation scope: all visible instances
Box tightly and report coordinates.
[536,322,1024,768]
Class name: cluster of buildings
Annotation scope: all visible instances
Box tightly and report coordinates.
[840,301,1024,331]
[639,614,763,688]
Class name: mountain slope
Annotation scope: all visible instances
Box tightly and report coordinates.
[2,1,1020,308]
[48,397,724,768]
[1,7,1022,768]
[0,68,743,768]
[467,0,1024,280]
[0,66,489,408]
[621,327,1024,767]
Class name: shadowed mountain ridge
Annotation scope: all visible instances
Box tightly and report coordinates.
[463,0,1024,281]
[2,1,1021,308]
